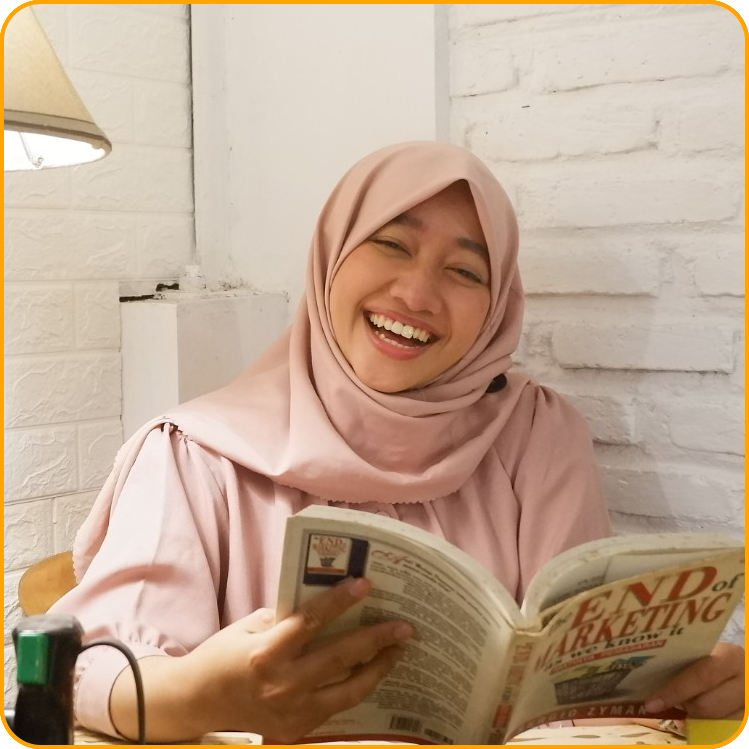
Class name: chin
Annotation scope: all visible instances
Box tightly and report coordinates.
[352,368,412,394]
[355,369,431,394]
[360,378,409,394]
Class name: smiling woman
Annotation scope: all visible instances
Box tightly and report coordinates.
[48,142,620,742]
[47,141,743,743]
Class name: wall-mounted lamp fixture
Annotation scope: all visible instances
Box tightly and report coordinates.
[3,6,111,171]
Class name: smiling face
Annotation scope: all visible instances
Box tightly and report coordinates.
[329,181,491,393]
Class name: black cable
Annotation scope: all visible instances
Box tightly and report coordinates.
[80,639,146,744]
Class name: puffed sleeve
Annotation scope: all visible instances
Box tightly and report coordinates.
[49,423,231,737]
[499,382,613,596]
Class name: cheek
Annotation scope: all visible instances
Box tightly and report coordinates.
[329,249,383,333]
[458,293,491,347]
[329,260,365,340]
[328,280,348,342]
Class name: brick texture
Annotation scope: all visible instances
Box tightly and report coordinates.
[3,3,193,706]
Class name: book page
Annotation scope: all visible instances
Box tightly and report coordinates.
[523,533,742,617]
[276,507,520,745]
[507,549,744,738]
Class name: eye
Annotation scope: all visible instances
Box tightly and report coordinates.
[371,238,410,255]
[449,266,488,286]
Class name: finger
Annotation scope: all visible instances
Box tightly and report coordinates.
[295,620,413,689]
[645,647,744,715]
[270,578,372,656]
[262,665,402,749]
[681,673,745,719]
[312,643,405,717]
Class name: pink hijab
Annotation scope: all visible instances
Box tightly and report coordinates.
[72,141,610,605]
[161,141,531,504]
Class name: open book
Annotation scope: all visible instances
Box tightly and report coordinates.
[276,506,744,745]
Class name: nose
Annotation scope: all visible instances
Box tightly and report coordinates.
[388,264,443,315]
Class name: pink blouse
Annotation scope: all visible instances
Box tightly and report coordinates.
[49,383,611,737]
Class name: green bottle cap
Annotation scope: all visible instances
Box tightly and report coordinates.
[16,631,49,685]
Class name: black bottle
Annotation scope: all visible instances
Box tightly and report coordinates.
[12,615,83,745]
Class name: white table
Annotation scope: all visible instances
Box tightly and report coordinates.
[76,724,685,745]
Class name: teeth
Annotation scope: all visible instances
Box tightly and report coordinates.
[368,313,431,343]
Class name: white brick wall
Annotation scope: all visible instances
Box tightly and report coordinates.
[3,3,193,705]
[450,5,744,548]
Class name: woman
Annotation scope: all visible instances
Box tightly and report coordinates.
[50,143,742,741]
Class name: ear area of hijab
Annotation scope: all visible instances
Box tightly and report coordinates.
[486,374,508,393]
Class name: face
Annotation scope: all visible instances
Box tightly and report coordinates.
[329,181,491,393]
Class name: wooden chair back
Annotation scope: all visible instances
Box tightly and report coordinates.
[18,551,77,616]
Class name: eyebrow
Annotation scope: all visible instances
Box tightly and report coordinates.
[458,237,490,261]
[389,213,490,262]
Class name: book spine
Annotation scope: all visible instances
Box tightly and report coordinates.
[488,634,537,743]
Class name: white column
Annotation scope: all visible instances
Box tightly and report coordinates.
[191,3,446,305]
[121,291,287,438]
[122,5,444,437]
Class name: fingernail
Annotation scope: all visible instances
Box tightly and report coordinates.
[394,623,414,641]
[645,698,665,714]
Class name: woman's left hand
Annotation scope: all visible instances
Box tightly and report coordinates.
[645,642,745,719]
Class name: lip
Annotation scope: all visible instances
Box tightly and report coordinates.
[363,313,435,361]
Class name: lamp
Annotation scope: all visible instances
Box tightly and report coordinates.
[3,6,111,171]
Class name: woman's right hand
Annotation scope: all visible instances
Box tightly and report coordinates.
[110,578,413,743]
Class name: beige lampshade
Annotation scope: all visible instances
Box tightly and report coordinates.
[3,6,111,170]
